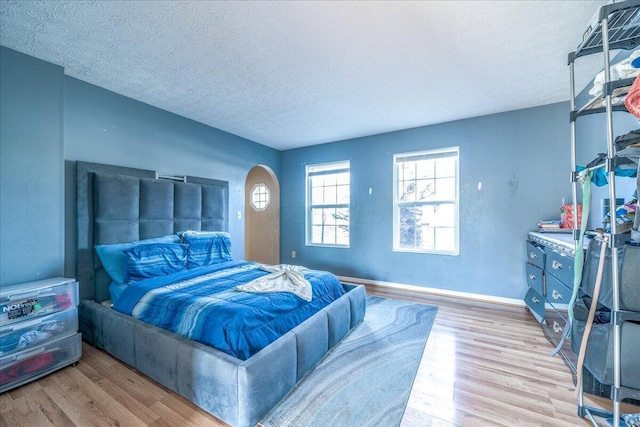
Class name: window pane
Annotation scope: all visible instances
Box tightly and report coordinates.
[420,203,455,227]
[306,161,350,246]
[324,186,337,205]
[435,177,456,200]
[311,187,324,205]
[397,163,405,182]
[416,179,435,201]
[433,203,455,227]
[335,208,349,226]
[400,161,416,180]
[336,184,349,204]
[311,208,323,225]
[418,226,435,250]
[323,174,337,186]
[336,227,349,245]
[323,226,336,245]
[394,148,458,254]
[311,175,323,188]
[416,159,435,179]
[336,172,350,185]
[324,208,336,225]
[399,180,416,202]
[250,184,270,211]
[399,206,420,248]
[435,227,455,252]
[312,225,323,244]
[437,157,456,177]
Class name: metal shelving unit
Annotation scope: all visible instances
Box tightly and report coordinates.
[568,1,640,426]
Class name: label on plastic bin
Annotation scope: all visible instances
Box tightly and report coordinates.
[4,298,40,320]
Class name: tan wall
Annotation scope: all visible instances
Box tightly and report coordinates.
[245,166,280,264]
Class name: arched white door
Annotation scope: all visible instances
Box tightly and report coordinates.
[245,165,280,264]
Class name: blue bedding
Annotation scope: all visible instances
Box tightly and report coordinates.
[113,260,346,360]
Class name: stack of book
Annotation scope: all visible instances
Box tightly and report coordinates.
[538,220,564,232]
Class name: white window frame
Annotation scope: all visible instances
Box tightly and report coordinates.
[305,160,350,247]
[250,183,271,212]
[393,147,459,255]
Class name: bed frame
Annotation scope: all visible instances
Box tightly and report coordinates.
[75,161,366,427]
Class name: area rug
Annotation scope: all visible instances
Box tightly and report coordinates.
[260,295,438,427]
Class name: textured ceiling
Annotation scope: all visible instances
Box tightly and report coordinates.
[0,1,609,150]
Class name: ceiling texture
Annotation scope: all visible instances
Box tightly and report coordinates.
[0,1,610,150]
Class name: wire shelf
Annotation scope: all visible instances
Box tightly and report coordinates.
[572,1,640,61]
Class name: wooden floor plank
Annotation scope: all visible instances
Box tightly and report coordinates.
[28,388,75,426]
[0,391,14,414]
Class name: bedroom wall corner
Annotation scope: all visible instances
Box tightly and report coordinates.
[62,75,281,272]
[279,102,574,300]
[0,46,65,286]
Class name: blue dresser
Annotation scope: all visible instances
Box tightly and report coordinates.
[525,231,578,371]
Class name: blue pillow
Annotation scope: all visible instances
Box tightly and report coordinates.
[123,243,188,282]
[181,231,232,268]
[95,234,180,285]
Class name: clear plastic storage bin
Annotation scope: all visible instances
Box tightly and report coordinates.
[0,307,78,356]
[0,333,81,393]
[0,278,78,325]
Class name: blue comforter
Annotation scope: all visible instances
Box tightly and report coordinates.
[114,260,346,360]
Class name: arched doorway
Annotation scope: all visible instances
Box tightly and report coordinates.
[245,165,280,264]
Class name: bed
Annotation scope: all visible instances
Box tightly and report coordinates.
[75,161,366,427]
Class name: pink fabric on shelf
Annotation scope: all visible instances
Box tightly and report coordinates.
[624,75,640,118]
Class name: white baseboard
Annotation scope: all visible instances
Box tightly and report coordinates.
[337,275,525,307]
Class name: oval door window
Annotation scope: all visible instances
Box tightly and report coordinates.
[250,183,271,211]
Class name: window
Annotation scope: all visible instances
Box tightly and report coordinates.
[393,147,459,255]
[306,161,350,246]
[250,183,270,211]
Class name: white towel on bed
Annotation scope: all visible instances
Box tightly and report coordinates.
[235,264,312,301]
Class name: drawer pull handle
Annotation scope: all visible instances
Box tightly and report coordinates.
[8,291,40,301]
[0,317,43,335]
[552,260,562,270]
[552,289,563,300]
[530,252,537,259]
[529,274,537,281]
[532,296,540,304]
[13,345,45,361]
[553,321,563,333]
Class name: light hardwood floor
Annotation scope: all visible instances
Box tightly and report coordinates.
[1,286,637,426]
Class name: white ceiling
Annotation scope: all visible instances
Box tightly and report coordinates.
[0,1,609,150]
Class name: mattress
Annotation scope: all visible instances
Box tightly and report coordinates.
[113,260,346,360]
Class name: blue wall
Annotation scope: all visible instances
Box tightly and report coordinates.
[0,47,280,286]
[279,84,639,300]
[2,46,635,300]
[62,77,280,277]
[280,104,574,299]
[1,47,65,286]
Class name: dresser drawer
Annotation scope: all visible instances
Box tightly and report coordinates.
[0,278,78,325]
[545,249,574,285]
[545,274,572,308]
[526,241,545,269]
[0,307,78,356]
[524,288,545,324]
[0,333,81,393]
[543,308,567,347]
[525,263,544,296]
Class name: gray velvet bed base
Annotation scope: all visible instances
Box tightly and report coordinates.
[75,161,366,427]
[80,284,366,427]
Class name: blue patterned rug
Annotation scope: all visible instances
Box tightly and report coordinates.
[260,295,438,427]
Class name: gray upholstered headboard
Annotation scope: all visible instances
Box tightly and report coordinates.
[76,161,229,302]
